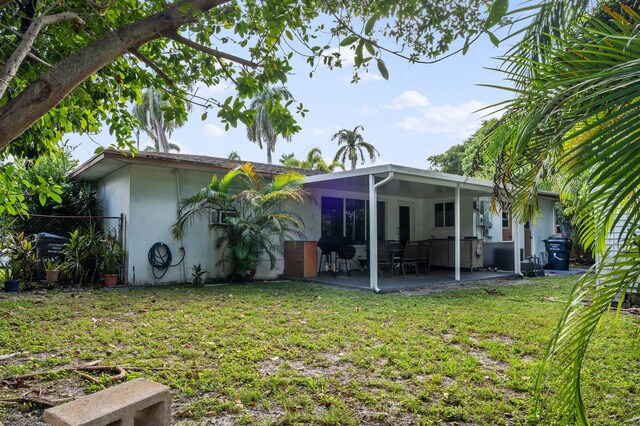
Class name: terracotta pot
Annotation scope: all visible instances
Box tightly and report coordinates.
[45,270,59,282]
[103,273,119,288]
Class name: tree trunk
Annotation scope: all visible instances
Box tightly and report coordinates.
[267,146,272,164]
[0,0,230,148]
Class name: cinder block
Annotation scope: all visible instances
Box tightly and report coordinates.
[43,378,171,426]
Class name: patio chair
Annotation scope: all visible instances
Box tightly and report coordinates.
[401,241,422,277]
[417,239,432,275]
[377,243,390,277]
[387,240,403,275]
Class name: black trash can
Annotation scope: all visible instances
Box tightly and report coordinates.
[543,237,573,270]
[34,232,68,279]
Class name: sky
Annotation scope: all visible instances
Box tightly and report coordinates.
[71,27,513,169]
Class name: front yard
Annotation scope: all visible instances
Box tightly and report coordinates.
[0,276,638,425]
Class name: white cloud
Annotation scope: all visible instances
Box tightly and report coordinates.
[394,100,487,138]
[194,81,228,98]
[390,90,430,110]
[203,124,225,138]
[307,128,326,137]
[323,47,356,65]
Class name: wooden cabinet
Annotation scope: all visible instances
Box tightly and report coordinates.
[430,239,483,270]
[284,241,318,278]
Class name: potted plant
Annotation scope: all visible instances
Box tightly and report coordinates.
[2,231,35,292]
[44,258,61,282]
[101,240,124,288]
[3,263,20,292]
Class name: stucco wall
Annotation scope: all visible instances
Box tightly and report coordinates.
[531,198,557,258]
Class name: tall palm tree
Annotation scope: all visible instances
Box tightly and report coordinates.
[332,125,379,170]
[246,86,293,164]
[132,87,186,153]
[171,163,307,280]
[485,2,640,423]
[280,147,345,172]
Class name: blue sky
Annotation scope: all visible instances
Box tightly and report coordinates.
[72,30,512,168]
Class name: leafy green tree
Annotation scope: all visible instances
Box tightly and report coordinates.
[0,0,501,216]
[428,119,498,178]
[171,163,306,281]
[132,87,187,153]
[0,0,496,156]
[485,1,640,423]
[332,125,379,170]
[280,147,344,172]
[246,86,294,164]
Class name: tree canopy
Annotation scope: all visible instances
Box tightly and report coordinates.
[0,0,496,162]
[485,0,640,423]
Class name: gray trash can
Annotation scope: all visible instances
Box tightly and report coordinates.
[543,237,572,270]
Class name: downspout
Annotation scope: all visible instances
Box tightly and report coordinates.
[369,172,394,293]
[174,170,188,282]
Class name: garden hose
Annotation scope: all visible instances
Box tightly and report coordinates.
[147,242,185,279]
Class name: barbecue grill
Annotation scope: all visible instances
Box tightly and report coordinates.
[336,244,356,276]
[317,236,352,276]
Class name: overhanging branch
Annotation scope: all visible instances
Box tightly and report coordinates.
[166,32,259,69]
[129,48,173,86]
[0,12,85,98]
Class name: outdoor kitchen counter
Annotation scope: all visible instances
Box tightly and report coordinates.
[430,238,483,270]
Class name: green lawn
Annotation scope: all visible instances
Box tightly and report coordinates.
[1,276,638,425]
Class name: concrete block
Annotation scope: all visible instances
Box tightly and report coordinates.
[43,378,171,426]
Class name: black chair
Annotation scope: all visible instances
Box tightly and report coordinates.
[401,241,422,277]
[417,240,432,275]
[377,243,390,277]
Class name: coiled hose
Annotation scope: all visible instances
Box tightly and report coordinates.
[148,242,185,279]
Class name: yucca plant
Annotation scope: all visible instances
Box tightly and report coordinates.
[172,163,307,281]
[485,1,640,423]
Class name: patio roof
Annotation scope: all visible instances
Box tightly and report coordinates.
[302,164,559,200]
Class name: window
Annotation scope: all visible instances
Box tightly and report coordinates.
[434,202,454,227]
[346,199,366,244]
[211,208,237,226]
[502,212,510,228]
[321,197,385,242]
[321,197,343,238]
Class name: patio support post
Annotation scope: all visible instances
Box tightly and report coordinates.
[514,222,521,274]
[369,172,394,292]
[455,185,461,281]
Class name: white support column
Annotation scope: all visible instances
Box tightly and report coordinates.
[369,174,379,292]
[514,222,521,274]
[455,185,461,281]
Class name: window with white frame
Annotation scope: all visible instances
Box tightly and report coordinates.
[321,196,385,243]
[434,201,455,227]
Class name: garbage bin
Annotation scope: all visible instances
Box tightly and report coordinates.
[34,232,69,279]
[543,237,573,270]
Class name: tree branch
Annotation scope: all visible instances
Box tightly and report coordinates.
[0,12,85,99]
[0,0,232,148]
[129,48,173,86]
[0,0,14,10]
[0,23,53,67]
[166,31,259,69]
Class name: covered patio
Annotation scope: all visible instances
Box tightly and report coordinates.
[297,165,556,292]
[308,269,518,293]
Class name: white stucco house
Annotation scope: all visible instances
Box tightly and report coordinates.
[71,151,559,290]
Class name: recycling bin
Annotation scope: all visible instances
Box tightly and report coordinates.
[543,237,573,270]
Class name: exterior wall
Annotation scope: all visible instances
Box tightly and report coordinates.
[531,198,557,258]
[127,165,214,284]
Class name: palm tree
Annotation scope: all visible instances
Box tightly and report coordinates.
[227,151,241,161]
[280,147,345,172]
[246,86,293,164]
[171,163,307,280]
[132,87,187,153]
[332,125,379,170]
[485,2,640,423]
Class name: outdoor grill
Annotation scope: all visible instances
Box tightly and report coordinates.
[317,236,347,274]
[336,244,356,276]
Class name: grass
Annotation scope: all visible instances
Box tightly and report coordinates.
[0,276,638,424]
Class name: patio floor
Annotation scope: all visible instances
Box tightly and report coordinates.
[293,267,590,293]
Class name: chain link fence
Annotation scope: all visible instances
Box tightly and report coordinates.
[16,214,123,244]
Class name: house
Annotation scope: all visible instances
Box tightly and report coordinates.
[71,151,559,289]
